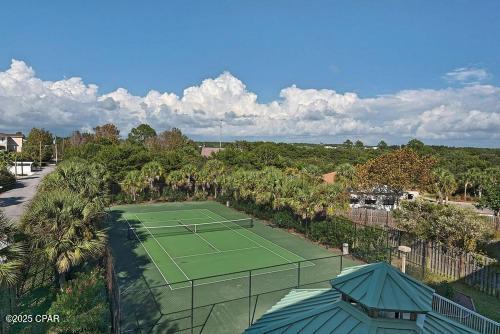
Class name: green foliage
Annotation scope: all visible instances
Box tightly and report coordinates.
[128,124,157,144]
[406,138,425,152]
[477,182,500,215]
[308,217,389,262]
[393,200,493,253]
[24,128,54,162]
[0,211,26,287]
[377,140,388,149]
[354,140,364,148]
[273,210,298,229]
[40,159,110,203]
[432,168,458,203]
[121,170,144,202]
[0,169,16,192]
[47,269,110,334]
[161,187,187,202]
[21,190,107,281]
[0,151,13,170]
[343,139,353,148]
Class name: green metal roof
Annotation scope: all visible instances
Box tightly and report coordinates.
[245,289,420,333]
[245,288,480,334]
[330,262,434,313]
[246,289,341,333]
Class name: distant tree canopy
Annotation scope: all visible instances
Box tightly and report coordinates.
[128,124,157,144]
[343,139,353,148]
[60,123,500,202]
[24,128,54,162]
[406,138,425,151]
[356,148,436,193]
[377,140,388,149]
[94,123,120,144]
[146,128,196,152]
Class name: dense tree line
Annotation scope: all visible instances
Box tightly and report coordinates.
[56,123,497,249]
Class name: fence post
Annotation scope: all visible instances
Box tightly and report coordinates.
[191,280,194,334]
[421,241,427,279]
[248,270,252,326]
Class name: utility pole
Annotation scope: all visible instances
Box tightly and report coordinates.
[14,151,18,178]
[54,136,58,165]
[39,141,42,167]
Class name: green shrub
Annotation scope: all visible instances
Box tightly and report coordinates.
[0,169,16,192]
[192,190,208,201]
[47,269,110,334]
[273,210,297,228]
[430,280,455,299]
[162,187,187,202]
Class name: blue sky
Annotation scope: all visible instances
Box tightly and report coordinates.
[1,1,499,146]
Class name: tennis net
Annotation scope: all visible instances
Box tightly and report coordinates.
[128,218,253,238]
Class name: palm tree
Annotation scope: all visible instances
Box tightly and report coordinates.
[335,163,357,188]
[21,190,107,286]
[433,168,457,204]
[166,170,185,191]
[0,211,25,287]
[122,170,145,201]
[200,159,225,198]
[180,164,197,195]
[460,168,478,201]
[141,161,164,198]
[40,160,110,204]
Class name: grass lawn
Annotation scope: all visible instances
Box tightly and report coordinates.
[404,265,500,322]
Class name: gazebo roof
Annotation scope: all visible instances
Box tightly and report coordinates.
[245,289,420,334]
[245,288,479,334]
[330,262,434,313]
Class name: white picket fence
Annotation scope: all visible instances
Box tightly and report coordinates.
[433,293,500,334]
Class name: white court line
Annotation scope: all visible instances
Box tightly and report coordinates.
[202,209,308,261]
[200,210,295,264]
[134,208,209,217]
[134,214,191,282]
[205,209,309,261]
[174,246,262,260]
[124,217,173,291]
[186,223,222,252]
[171,261,316,291]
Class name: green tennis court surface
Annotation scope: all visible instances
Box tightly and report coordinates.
[108,201,358,333]
[124,207,310,287]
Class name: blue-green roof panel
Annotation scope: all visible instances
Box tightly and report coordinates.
[330,262,434,312]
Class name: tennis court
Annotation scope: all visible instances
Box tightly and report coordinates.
[124,207,310,288]
[108,201,358,333]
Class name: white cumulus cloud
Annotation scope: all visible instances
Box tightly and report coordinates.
[0,59,499,147]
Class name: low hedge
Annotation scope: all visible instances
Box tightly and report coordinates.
[0,169,16,192]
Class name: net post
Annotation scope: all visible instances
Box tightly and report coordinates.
[191,280,194,334]
[248,270,252,326]
[297,261,301,288]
